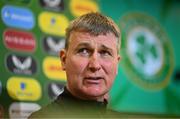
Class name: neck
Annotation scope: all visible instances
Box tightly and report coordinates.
[66,85,109,103]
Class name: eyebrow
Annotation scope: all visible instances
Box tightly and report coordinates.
[75,42,114,53]
[101,44,113,53]
[76,42,92,48]
[74,42,92,52]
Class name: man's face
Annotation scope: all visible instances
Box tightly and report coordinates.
[60,31,120,101]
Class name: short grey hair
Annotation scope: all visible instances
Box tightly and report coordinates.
[65,12,121,52]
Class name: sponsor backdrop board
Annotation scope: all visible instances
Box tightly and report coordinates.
[0,0,180,118]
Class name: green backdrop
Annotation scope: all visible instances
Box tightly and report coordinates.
[0,0,180,118]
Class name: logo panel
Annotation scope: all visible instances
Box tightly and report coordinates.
[43,57,66,81]
[70,0,99,17]
[1,5,35,30]
[6,54,37,75]
[9,102,41,119]
[4,29,36,52]
[39,0,64,11]
[47,82,64,99]
[38,12,69,36]
[7,77,42,101]
[120,12,174,90]
[43,36,65,56]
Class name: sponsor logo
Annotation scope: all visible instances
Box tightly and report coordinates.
[7,76,42,101]
[9,102,41,119]
[6,54,37,75]
[47,82,64,99]
[43,57,66,81]
[1,5,35,30]
[43,36,65,56]
[119,13,174,90]
[3,29,36,52]
[39,0,64,11]
[38,12,69,36]
[70,0,99,17]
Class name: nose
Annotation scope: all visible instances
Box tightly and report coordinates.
[88,52,101,72]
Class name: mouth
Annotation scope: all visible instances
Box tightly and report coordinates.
[84,77,104,84]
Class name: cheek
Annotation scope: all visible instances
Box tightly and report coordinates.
[103,61,118,76]
[66,57,88,74]
[101,61,117,87]
[107,78,115,87]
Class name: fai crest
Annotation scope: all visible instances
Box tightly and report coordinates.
[119,12,174,91]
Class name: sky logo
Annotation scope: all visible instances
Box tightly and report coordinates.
[1,5,35,30]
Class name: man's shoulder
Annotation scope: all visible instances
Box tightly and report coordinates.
[29,102,121,119]
[28,100,66,118]
[105,109,122,117]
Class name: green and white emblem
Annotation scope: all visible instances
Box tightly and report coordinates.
[119,12,174,91]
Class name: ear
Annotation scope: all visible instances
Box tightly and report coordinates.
[115,55,121,75]
[59,49,67,71]
[117,55,121,62]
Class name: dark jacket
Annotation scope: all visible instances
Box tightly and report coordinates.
[29,87,120,118]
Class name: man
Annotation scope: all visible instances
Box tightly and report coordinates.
[29,12,121,118]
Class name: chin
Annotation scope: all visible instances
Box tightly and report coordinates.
[84,90,106,98]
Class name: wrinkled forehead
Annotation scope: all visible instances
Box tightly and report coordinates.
[69,31,118,45]
[70,31,117,43]
[68,31,118,51]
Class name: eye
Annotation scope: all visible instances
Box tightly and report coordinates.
[100,50,112,57]
[77,48,90,56]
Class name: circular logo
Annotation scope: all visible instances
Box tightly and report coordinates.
[119,12,174,91]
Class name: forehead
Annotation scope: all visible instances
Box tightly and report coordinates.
[69,31,117,49]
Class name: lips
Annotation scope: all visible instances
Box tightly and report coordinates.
[84,76,104,84]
